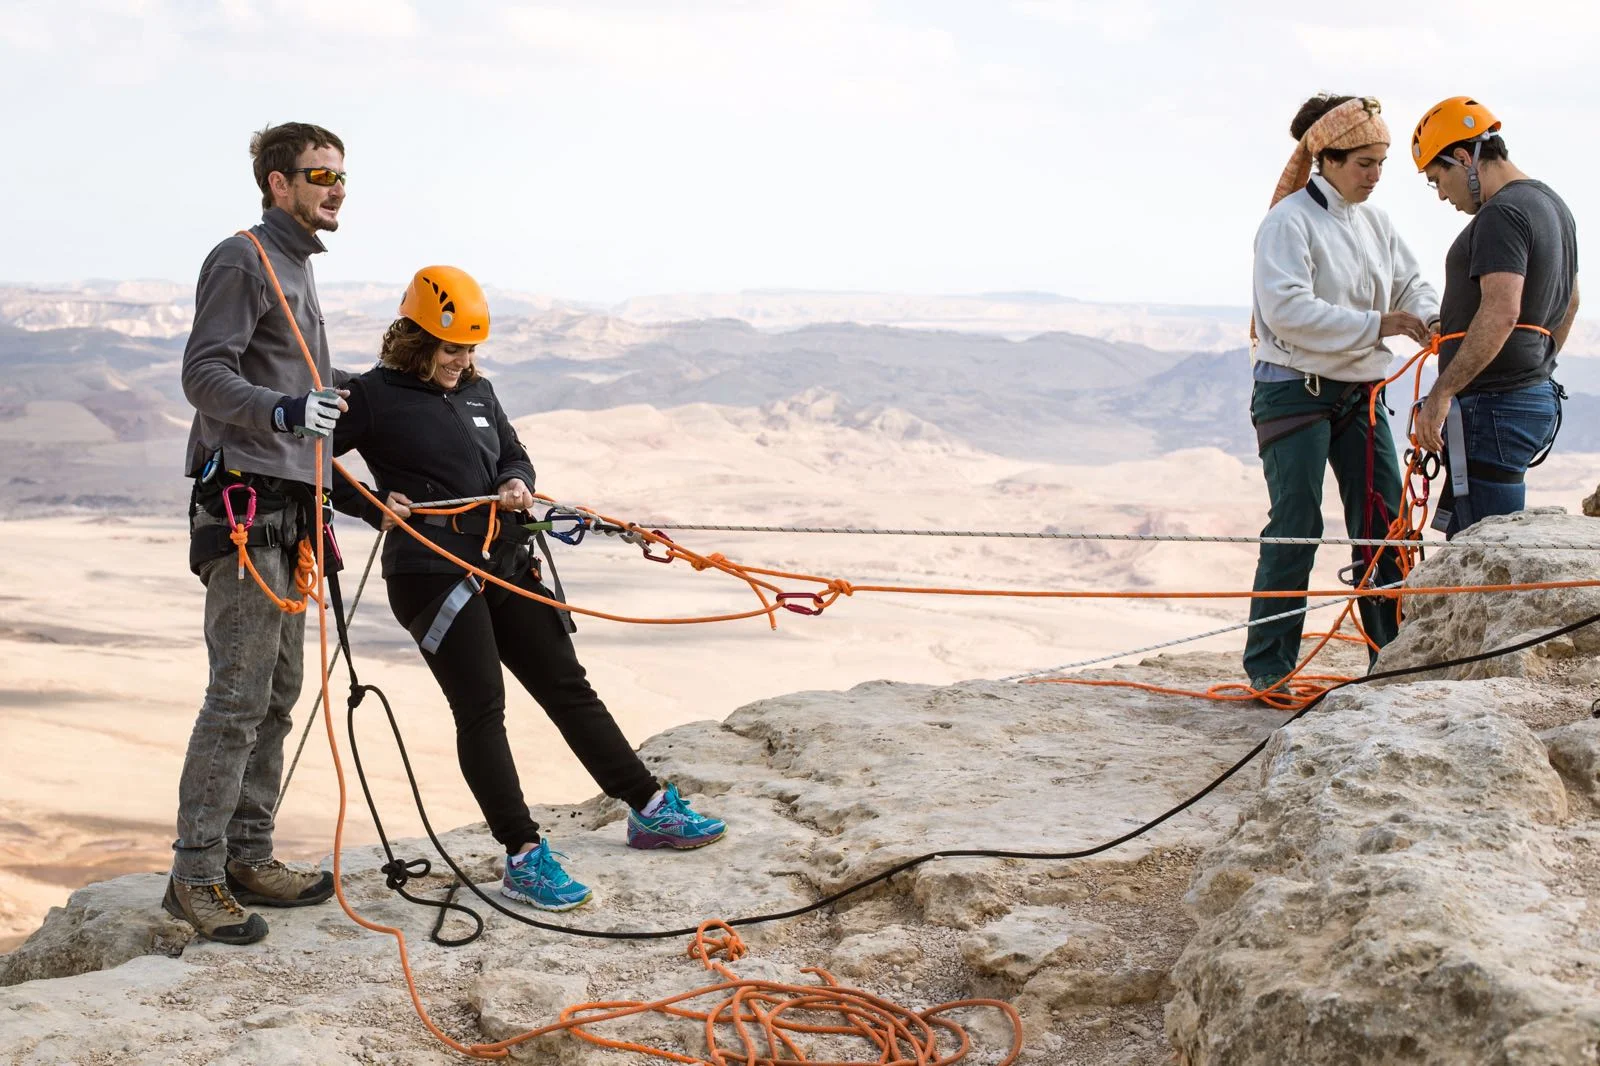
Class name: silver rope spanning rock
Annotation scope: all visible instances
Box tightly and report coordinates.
[1001,583,1404,682]
[642,522,1600,550]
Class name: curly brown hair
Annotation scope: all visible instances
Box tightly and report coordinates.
[378,318,481,385]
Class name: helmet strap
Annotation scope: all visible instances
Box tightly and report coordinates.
[1466,140,1485,209]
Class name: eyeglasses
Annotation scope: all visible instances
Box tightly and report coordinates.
[286,167,347,187]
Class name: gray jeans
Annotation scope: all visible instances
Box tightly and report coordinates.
[171,506,306,885]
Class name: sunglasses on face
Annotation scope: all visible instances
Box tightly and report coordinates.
[286,167,347,187]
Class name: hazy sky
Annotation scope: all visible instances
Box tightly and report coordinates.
[3,0,1593,306]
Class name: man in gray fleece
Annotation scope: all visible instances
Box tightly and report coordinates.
[166,122,352,944]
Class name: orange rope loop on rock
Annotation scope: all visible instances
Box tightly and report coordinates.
[469,920,1024,1066]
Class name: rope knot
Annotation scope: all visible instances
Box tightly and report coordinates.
[687,920,746,967]
[689,552,730,572]
[827,579,855,597]
[381,857,431,891]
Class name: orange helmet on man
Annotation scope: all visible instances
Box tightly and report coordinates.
[398,266,490,344]
[1411,96,1500,172]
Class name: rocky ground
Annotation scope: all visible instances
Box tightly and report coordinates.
[3,511,1599,1065]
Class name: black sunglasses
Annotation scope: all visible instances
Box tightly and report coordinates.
[286,167,347,187]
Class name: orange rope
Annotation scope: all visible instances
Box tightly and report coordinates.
[408,501,500,561]
[240,230,493,1058]
[233,237,1577,1062]
[472,922,1023,1065]
[339,473,1600,615]
[227,524,317,614]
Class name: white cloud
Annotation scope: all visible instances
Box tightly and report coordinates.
[267,0,421,37]
[0,6,55,52]
[1013,0,1159,41]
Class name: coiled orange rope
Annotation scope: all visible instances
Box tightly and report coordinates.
[473,921,1023,1065]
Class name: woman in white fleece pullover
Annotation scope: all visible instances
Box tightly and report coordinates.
[1242,94,1441,696]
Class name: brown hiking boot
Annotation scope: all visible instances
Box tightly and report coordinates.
[225,857,336,908]
[162,878,268,945]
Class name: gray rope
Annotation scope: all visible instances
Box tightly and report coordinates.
[276,530,384,811]
[407,494,500,509]
[1000,582,1403,682]
[644,522,1600,550]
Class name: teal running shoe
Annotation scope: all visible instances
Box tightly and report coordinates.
[500,839,593,911]
[627,784,727,850]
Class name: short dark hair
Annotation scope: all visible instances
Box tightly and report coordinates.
[1289,93,1358,168]
[379,318,481,386]
[250,122,344,210]
[1440,133,1510,165]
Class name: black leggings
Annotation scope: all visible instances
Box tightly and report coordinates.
[386,570,659,854]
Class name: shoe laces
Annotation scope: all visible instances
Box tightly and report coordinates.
[516,843,573,884]
[207,884,244,917]
[646,785,693,822]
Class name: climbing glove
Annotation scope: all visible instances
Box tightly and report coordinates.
[273,387,344,439]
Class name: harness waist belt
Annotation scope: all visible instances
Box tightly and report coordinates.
[188,520,286,576]
[1253,381,1371,451]
[419,511,511,539]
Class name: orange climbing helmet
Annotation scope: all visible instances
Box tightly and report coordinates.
[398,265,491,344]
[1411,96,1501,171]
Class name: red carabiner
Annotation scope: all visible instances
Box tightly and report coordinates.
[641,530,675,564]
[777,592,826,616]
[221,483,257,530]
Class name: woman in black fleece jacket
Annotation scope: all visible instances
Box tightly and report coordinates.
[332,266,724,912]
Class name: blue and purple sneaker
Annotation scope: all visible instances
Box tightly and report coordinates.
[627,784,727,850]
[500,839,592,911]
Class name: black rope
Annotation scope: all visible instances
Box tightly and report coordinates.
[277,530,383,810]
[332,575,1600,944]
[345,683,483,947]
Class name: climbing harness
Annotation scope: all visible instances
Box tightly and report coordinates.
[1427,325,1558,535]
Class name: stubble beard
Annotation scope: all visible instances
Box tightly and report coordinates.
[294,196,340,233]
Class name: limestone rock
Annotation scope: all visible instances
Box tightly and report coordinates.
[469,969,594,1065]
[1374,509,1600,681]
[1583,483,1600,517]
[204,1026,364,1065]
[960,907,1115,987]
[0,665,1286,1065]
[1018,964,1168,1012]
[1166,681,1600,1066]
[1543,718,1600,807]
[0,873,191,987]
[826,924,923,979]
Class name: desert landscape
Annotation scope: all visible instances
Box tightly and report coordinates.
[3,283,1598,1064]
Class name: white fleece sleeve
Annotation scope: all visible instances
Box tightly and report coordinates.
[1388,225,1441,328]
[1253,211,1382,353]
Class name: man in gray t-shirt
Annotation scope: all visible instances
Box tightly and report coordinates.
[1410,97,1581,536]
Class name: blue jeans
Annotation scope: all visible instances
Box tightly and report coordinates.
[1444,380,1561,537]
[172,506,306,885]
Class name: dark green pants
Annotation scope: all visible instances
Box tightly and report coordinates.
[1242,379,1405,682]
